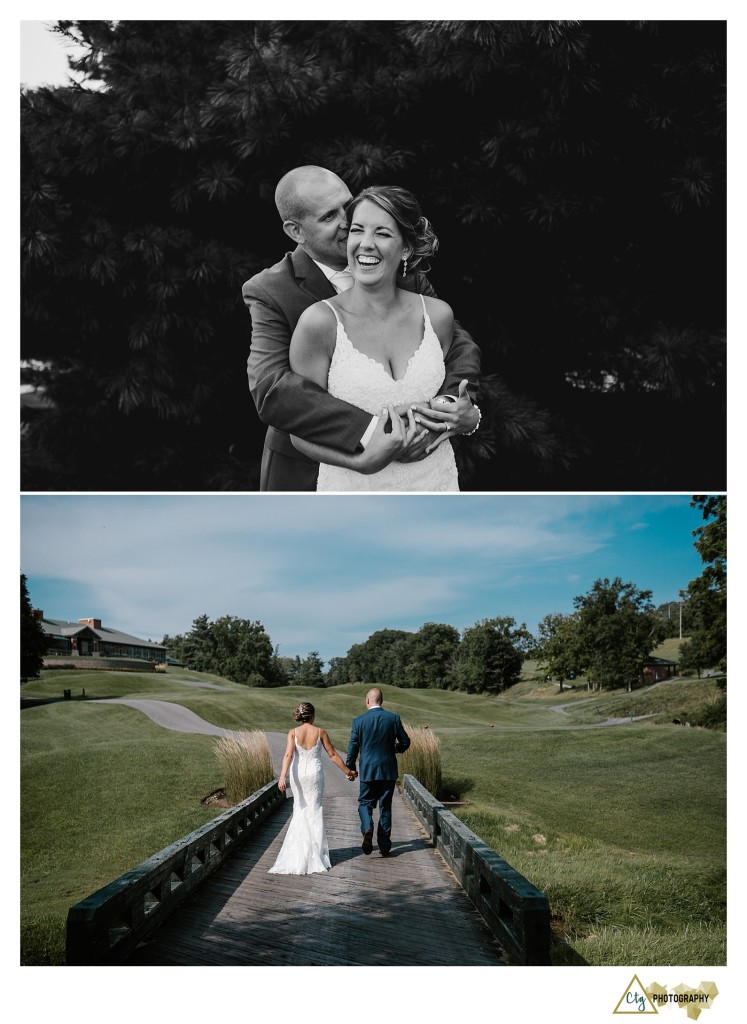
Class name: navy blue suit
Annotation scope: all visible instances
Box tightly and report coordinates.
[346,707,410,854]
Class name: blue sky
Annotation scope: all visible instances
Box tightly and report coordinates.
[21,494,708,663]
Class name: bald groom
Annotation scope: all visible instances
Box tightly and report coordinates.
[345,688,410,857]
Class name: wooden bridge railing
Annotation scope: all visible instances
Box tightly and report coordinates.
[401,774,552,965]
[65,780,285,965]
[65,774,551,966]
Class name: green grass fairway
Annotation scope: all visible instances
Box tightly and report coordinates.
[21,669,726,966]
[440,727,725,964]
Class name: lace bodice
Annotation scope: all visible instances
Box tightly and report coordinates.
[325,294,447,412]
[316,295,459,492]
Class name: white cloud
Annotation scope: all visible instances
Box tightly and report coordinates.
[20,494,698,660]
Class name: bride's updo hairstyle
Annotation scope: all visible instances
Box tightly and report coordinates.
[346,185,439,276]
[293,702,316,723]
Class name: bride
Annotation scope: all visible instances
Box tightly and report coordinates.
[288,185,481,491]
[268,701,356,876]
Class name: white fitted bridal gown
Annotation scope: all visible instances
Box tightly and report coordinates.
[268,732,331,875]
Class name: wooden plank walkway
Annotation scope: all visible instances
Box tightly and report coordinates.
[127,733,507,966]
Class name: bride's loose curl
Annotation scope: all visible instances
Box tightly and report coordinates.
[346,185,439,276]
[293,702,316,723]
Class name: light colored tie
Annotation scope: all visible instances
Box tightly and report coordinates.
[330,268,354,292]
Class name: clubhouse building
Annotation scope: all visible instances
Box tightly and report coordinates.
[34,611,166,663]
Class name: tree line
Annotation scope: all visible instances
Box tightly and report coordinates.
[21,497,725,689]
[161,497,725,692]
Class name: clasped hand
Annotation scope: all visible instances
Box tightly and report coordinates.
[405,379,478,456]
[358,380,477,472]
[357,404,424,474]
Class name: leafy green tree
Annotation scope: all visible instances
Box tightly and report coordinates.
[22,20,725,491]
[456,616,533,694]
[535,612,583,690]
[161,632,189,663]
[572,578,659,691]
[345,629,416,686]
[181,614,218,673]
[406,622,460,689]
[211,615,277,685]
[298,651,325,687]
[325,656,350,686]
[275,655,301,685]
[21,575,48,683]
[176,612,280,684]
[680,496,726,675]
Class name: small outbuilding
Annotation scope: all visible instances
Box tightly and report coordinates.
[641,656,678,682]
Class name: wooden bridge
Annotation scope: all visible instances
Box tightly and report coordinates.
[67,732,551,967]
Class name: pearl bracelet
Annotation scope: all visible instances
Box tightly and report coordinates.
[464,404,481,436]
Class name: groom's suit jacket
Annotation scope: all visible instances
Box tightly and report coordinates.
[346,706,410,783]
[242,245,481,491]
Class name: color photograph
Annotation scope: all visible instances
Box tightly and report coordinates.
[20,493,726,970]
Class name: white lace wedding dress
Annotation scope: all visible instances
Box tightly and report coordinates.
[268,732,331,875]
[316,295,459,492]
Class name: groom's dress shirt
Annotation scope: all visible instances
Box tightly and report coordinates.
[242,245,481,491]
[317,262,354,293]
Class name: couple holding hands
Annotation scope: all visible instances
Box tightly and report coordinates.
[269,690,410,874]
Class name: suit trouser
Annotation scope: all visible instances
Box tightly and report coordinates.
[358,779,396,853]
[259,445,319,492]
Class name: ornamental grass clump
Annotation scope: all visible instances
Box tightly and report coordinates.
[214,730,274,805]
[400,722,442,797]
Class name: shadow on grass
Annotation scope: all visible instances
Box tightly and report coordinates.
[21,695,126,709]
[439,776,476,802]
[551,940,590,965]
[21,695,77,709]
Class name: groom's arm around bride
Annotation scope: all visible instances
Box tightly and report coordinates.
[242,165,481,491]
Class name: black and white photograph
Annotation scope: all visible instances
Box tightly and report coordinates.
[21,16,725,492]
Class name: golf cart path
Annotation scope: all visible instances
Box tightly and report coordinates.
[95,695,657,738]
[93,697,243,736]
[547,675,681,725]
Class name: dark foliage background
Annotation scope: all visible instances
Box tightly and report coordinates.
[21,20,725,490]
[21,574,48,682]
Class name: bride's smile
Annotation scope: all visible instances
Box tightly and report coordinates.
[347,199,409,282]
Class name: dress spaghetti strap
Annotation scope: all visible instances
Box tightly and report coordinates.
[321,298,342,324]
[419,292,431,329]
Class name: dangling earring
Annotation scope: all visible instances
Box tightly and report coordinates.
[402,255,408,277]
